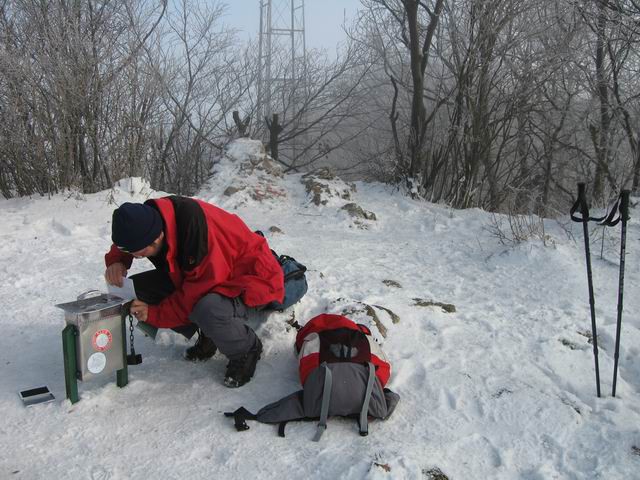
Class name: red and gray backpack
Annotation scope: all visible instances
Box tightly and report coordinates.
[225,313,400,440]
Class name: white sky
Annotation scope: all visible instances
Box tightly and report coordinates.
[222,0,362,51]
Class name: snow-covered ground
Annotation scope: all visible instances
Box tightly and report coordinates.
[1,139,639,479]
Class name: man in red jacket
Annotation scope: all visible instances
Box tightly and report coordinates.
[104,196,284,387]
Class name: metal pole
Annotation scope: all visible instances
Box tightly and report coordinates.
[257,0,265,126]
[291,0,295,83]
[578,182,601,397]
[301,0,307,91]
[265,0,272,120]
[291,0,297,162]
[612,190,630,397]
[62,325,80,403]
[301,0,307,160]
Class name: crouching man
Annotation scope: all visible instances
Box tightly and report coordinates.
[104,196,284,387]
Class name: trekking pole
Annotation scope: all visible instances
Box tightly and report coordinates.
[612,190,630,397]
[570,182,601,397]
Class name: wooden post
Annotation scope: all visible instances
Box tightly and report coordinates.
[232,111,250,137]
[267,113,283,161]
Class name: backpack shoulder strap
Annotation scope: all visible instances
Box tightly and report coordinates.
[312,363,333,442]
[358,362,376,437]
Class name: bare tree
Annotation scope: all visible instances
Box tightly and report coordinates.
[142,0,240,194]
[356,0,445,193]
[0,0,167,196]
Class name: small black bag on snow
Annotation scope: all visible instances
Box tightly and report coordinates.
[225,314,400,440]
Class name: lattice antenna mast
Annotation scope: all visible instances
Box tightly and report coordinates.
[257,0,307,141]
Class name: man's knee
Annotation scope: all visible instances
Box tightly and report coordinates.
[190,294,247,326]
[190,294,255,359]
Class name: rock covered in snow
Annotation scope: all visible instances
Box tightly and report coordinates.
[224,138,267,163]
[111,177,156,198]
[330,298,400,341]
[210,141,374,227]
[105,177,167,207]
[301,167,356,206]
[208,138,287,206]
[225,138,283,177]
[341,202,377,221]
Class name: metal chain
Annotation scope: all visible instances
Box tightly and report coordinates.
[128,314,135,353]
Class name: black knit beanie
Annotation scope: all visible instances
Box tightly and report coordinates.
[112,202,162,252]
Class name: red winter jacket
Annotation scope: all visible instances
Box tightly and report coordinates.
[105,196,284,328]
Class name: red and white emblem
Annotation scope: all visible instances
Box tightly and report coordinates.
[92,329,113,352]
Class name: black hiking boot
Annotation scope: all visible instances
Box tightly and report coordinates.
[184,330,217,362]
[224,338,263,388]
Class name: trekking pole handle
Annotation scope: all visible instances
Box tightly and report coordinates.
[570,183,588,222]
[577,182,586,199]
[620,190,630,222]
[578,183,588,213]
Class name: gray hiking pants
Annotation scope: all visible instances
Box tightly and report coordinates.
[189,293,257,360]
[131,269,258,360]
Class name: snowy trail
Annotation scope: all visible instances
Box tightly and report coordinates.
[1,143,640,479]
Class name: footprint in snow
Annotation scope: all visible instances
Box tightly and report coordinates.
[390,358,427,389]
[51,219,72,236]
[439,388,457,410]
[615,337,640,398]
[451,433,502,469]
[89,465,111,480]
